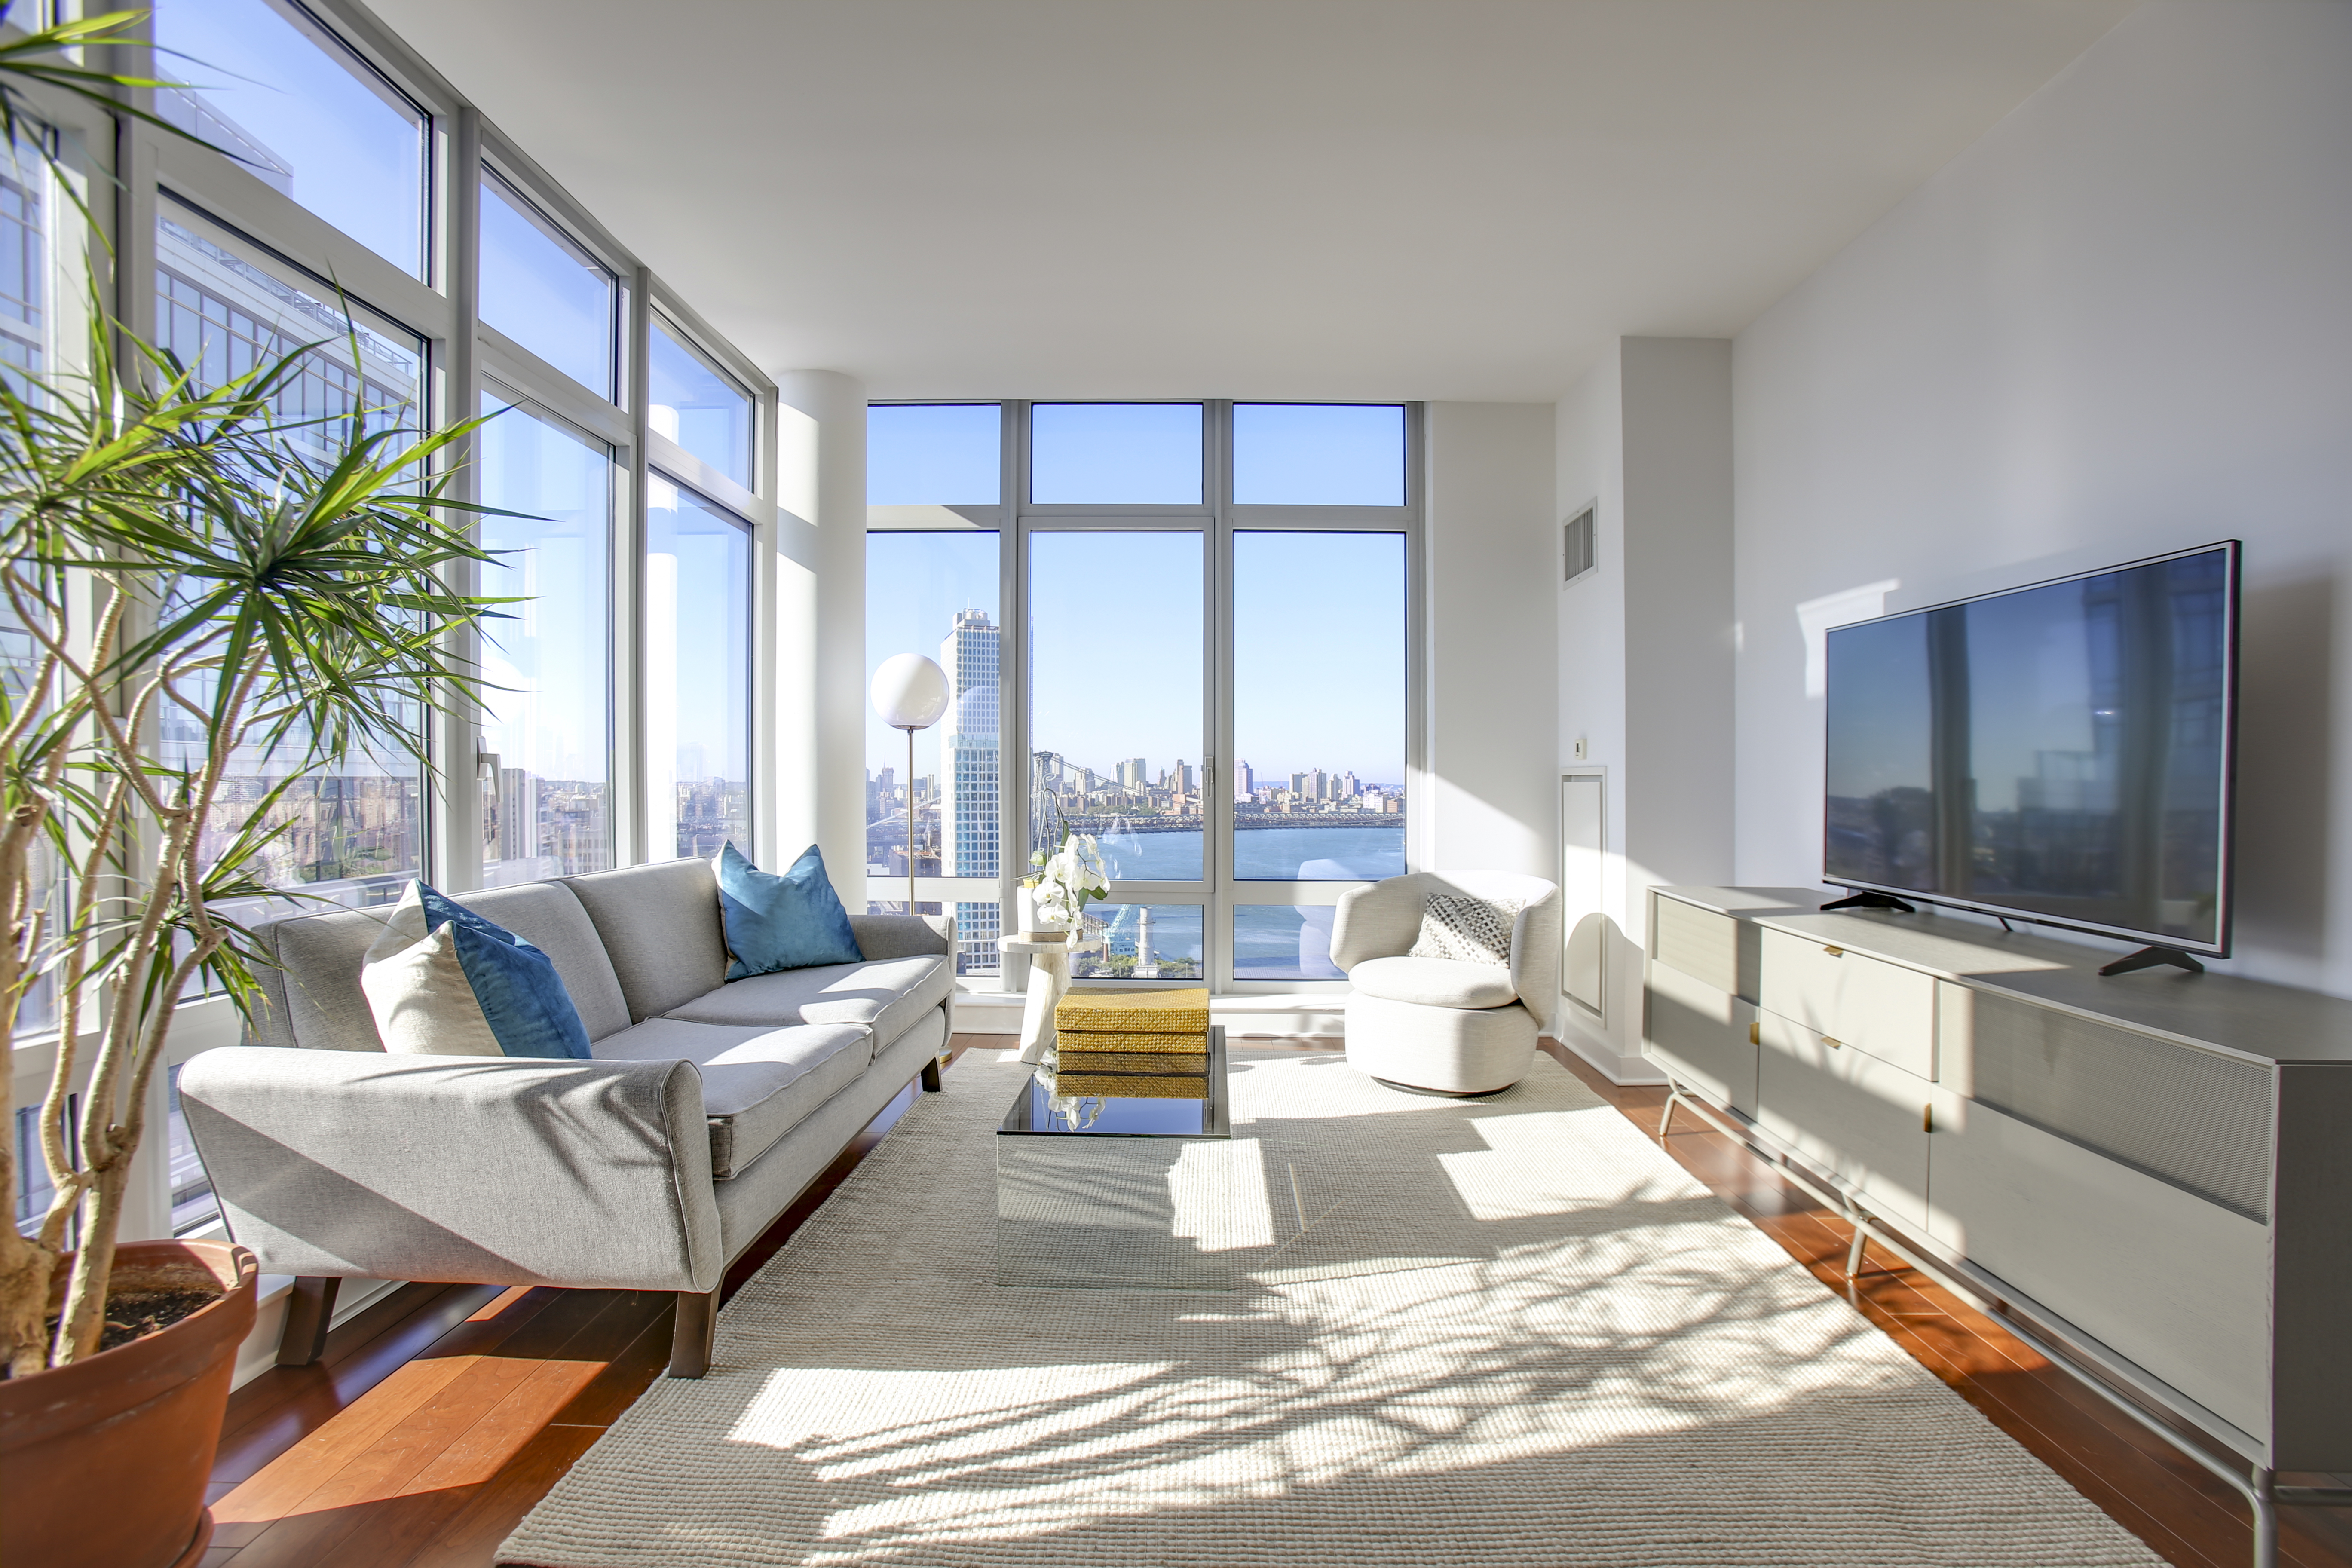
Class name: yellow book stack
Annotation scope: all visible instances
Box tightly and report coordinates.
[1053,987,1209,1097]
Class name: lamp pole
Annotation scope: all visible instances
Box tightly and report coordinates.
[902,723,918,913]
[870,652,949,919]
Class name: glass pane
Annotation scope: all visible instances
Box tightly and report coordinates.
[869,404,999,505]
[1070,904,1203,980]
[1233,532,1407,880]
[1234,404,1406,506]
[1029,532,1202,879]
[1030,404,1201,505]
[156,206,428,913]
[649,317,753,488]
[157,206,425,460]
[1233,905,1344,981]
[156,0,428,276]
[479,395,613,885]
[0,131,48,388]
[14,1095,74,1241]
[165,1066,219,1235]
[481,174,614,399]
[647,478,750,861]
[867,531,1001,974]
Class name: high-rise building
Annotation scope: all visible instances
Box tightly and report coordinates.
[1116,756,1146,792]
[1234,760,1254,801]
[937,609,1000,971]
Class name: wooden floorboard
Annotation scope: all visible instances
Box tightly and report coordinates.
[202,1033,2352,1568]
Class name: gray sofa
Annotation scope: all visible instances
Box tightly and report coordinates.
[179,858,955,1377]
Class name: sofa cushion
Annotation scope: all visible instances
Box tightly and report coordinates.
[1349,955,1518,1010]
[589,1017,872,1179]
[659,953,952,1048]
[255,882,628,1051]
[560,861,732,1022]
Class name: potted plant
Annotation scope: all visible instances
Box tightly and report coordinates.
[0,14,503,1564]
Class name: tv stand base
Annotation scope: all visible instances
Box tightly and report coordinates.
[1820,889,1916,914]
[2099,945,2207,977]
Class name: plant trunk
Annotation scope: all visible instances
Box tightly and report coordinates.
[52,1149,130,1365]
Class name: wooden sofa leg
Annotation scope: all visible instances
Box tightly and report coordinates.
[669,1286,720,1378]
[276,1276,342,1367]
[919,1057,943,1093]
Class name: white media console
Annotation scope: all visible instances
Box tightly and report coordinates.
[1642,887,2352,1565]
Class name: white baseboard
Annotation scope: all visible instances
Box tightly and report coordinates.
[1557,1032,1667,1087]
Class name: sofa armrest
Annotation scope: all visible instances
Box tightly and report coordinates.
[1331,882,1421,972]
[177,1047,723,1294]
[851,912,956,961]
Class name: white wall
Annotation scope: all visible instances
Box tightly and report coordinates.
[773,370,868,907]
[1421,402,1559,918]
[1733,0,2352,998]
[1555,340,1736,1079]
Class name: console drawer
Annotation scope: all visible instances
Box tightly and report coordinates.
[1758,927,1936,1079]
[1755,1008,1930,1226]
[1644,960,1757,1115]
[1652,894,1740,996]
[1926,1093,2268,1438]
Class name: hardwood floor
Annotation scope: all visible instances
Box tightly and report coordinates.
[202,1035,2352,1568]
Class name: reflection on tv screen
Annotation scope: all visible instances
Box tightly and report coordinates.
[1823,548,2230,947]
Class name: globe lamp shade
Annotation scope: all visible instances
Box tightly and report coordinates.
[870,653,949,730]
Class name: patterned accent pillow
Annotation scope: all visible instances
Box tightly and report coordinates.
[1408,893,1523,967]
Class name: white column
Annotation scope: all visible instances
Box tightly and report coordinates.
[773,371,868,909]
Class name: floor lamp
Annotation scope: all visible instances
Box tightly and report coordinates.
[869,653,949,914]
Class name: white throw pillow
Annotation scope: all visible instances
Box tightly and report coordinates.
[1407,893,1522,967]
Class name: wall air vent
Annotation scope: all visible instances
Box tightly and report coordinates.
[1563,505,1597,585]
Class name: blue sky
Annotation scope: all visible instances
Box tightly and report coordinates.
[158,0,424,274]
[866,405,1407,785]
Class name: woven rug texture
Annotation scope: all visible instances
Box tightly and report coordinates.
[499,1047,2162,1568]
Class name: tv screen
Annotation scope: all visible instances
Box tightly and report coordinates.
[1823,542,2237,955]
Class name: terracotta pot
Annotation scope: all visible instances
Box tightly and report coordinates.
[0,1239,259,1568]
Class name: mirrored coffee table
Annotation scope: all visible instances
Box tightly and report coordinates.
[995,1027,1236,1291]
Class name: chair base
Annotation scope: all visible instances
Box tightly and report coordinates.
[1344,992,1537,1095]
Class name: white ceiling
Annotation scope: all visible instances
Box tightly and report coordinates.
[369,0,2135,400]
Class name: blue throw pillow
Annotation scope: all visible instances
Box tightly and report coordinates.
[360,882,594,1059]
[714,842,864,978]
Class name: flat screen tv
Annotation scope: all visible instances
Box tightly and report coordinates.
[1822,541,2238,974]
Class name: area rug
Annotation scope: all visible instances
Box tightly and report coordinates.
[499,1047,2161,1568]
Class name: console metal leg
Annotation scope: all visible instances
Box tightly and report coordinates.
[275,1275,341,1367]
[668,1286,720,1378]
[1657,1078,1686,1139]
[2251,1467,2278,1568]
[1845,1204,1869,1280]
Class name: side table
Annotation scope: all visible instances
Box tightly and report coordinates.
[999,934,1073,1065]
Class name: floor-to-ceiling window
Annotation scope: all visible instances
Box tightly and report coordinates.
[866,402,1004,973]
[646,481,753,861]
[477,393,615,884]
[5,0,779,1243]
[867,399,1418,989]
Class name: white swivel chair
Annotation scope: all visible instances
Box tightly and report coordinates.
[1330,871,1562,1094]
